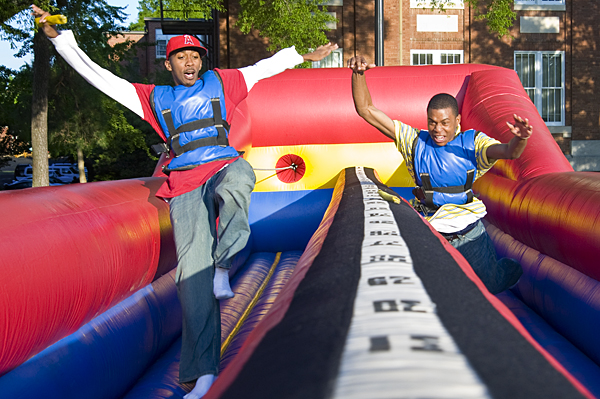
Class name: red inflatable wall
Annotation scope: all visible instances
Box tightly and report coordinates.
[3,64,600,381]
[0,178,176,375]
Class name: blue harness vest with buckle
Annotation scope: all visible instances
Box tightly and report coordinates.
[151,70,239,171]
[412,129,479,210]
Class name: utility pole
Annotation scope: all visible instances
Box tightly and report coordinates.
[375,0,384,66]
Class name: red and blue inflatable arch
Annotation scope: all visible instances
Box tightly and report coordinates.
[1,64,599,399]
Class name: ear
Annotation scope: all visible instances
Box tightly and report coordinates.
[164,58,172,72]
[456,113,461,125]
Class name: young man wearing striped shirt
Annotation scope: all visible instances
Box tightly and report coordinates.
[348,55,532,295]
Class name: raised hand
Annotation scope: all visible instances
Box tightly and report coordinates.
[347,56,376,74]
[302,43,339,62]
[31,4,59,38]
[506,114,533,140]
[31,4,51,23]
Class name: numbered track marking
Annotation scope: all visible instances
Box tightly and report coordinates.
[332,167,489,399]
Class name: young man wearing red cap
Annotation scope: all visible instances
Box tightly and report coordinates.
[33,5,337,398]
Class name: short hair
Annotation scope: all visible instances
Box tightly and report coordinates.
[427,93,459,117]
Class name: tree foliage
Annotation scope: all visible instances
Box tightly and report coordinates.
[0,73,29,166]
[0,65,32,142]
[236,0,335,54]
[415,0,516,38]
[0,0,158,182]
[130,0,334,56]
[129,0,223,31]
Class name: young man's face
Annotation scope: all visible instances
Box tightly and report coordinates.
[164,50,203,87]
[427,107,461,146]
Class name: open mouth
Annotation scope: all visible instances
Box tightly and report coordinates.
[433,134,446,143]
[184,70,196,80]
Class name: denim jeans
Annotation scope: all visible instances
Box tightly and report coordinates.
[169,158,255,383]
[448,220,522,295]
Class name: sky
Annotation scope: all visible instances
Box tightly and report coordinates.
[0,1,139,71]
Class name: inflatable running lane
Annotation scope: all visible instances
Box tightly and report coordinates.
[1,65,599,399]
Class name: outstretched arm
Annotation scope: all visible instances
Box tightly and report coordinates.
[31,4,145,118]
[485,114,533,161]
[348,56,395,140]
[239,43,338,91]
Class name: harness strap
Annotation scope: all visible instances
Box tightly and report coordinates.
[419,173,436,209]
[418,169,476,208]
[464,169,475,203]
[162,98,229,157]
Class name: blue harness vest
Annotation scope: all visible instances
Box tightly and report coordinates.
[412,129,479,209]
[151,70,239,171]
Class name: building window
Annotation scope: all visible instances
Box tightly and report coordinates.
[410,50,463,65]
[514,0,565,10]
[155,29,178,59]
[514,51,565,125]
[155,28,207,59]
[312,48,344,68]
[319,0,343,5]
[411,0,464,9]
[156,40,167,58]
[515,0,564,4]
[324,12,337,30]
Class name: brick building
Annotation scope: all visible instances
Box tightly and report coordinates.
[118,0,597,170]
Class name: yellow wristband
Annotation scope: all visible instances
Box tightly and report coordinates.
[35,15,67,27]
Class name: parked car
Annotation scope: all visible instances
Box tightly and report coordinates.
[13,163,88,184]
[49,166,77,184]
[13,164,31,181]
[50,163,88,182]
[3,176,64,190]
[16,165,73,183]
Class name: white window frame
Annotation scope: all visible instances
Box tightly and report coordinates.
[312,48,344,68]
[410,0,464,9]
[155,28,178,59]
[410,50,463,65]
[514,0,565,11]
[514,51,565,126]
[515,0,564,5]
[155,29,208,59]
[319,0,343,5]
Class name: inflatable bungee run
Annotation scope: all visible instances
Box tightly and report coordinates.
[2,64,600,399]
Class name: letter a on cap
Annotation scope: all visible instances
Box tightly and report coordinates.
[166,34,207,58]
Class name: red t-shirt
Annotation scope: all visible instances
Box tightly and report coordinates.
[132,68,248,198]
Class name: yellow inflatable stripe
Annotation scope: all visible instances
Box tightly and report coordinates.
[247,142,414,192]
[220,252,282,357]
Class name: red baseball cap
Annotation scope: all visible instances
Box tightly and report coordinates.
[166,35,208,58]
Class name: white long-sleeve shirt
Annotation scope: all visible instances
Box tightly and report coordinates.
[49,30,305,197]
[50,30,304,120]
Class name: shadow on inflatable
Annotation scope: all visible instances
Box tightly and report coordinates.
[1,65,599,399]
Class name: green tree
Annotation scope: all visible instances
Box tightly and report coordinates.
[130,0,334,59]
[0,65,32,145]
[2,1,159,185]
[416,0,516,38]
[236,0,334,56]
[51,99,156,182]
[129,0,222,31]
[2,2,53,186]
[44,0,141,182]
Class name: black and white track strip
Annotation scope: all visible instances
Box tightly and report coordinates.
[215,167,588,399]
[332,166,488,399]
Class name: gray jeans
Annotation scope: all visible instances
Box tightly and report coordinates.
[447,220,522,295]
[169,158,255,382]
